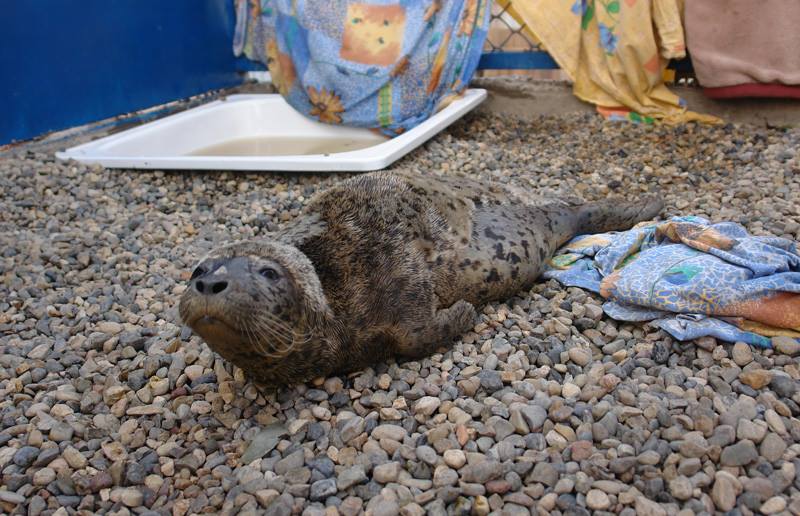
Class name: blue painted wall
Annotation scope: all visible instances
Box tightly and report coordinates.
[0,1,245,145]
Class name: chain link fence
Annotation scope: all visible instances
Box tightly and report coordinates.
[483,3,541,53]
[478,3,567,79]
[478,4,693,84]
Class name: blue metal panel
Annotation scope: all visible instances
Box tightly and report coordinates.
[477,50,693,72]
[478,51,560,70]
[0,1,244,145]
[669,57,694,72]
[236,56,267,72]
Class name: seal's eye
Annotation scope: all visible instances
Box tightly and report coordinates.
[190,266,206,280]
[259,267,279,280]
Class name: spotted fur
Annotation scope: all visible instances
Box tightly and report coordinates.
[179,171,663,386]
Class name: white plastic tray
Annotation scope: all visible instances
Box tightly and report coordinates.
[56,89,486,171]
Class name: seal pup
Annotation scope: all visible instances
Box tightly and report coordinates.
[179,171,662,386]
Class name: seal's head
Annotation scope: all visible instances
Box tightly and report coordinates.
[178,240,332,368]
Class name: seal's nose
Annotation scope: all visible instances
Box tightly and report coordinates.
[195,279,228,295]
[190,259,241,296]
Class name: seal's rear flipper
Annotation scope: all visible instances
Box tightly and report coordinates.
[575,195,664,236]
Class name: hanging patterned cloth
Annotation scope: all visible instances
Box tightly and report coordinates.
[234,0,491,136]
[497,0,720,124]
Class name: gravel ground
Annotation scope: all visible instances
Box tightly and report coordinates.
[1,111,800,516]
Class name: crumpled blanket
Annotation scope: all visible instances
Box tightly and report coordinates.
[684,0,800,99]
[498,0,719,124]
[543,216,800,349]
[233,0,491,136]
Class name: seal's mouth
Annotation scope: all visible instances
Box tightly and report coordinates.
[192,314,228,328]
[187,313,244,348]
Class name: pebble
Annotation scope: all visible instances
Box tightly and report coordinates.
[184,364,205,381]
[478,370,503,392]
[241,424,286,464]
[770,374,797,398]
[97,321,123,335]
[737,419,767,442]
[561,382,580,398]
[33,467,56,485]
[2,101,799,515]
[529,463,558,487]
[371,424,406,441]
[433,465,458,487]
[0,491,26,504]
[766,410,786,434]
[731,342,753,365]
[443,449,466,469]
[739,369,772,389]
[13,446,39,468]
[310,479,337,501]
[720,439,758,466]
[339,416,365,443]
[337,466,368,490]
[519,405,546,431]
[275,450,304,475]
[760,433,787,462]
[461,461,503,484]
[49,423,74,442]
[472,495,490,516]
[255,489,280,507]
[414,397,440,416]
[568,347,592,367]
[633,450,658,466]
[712,471,738,512]
[416,445,437,465]
[373,462,401,483]
[761,496,787,514]
[773,336,800,355]
[118,488,144,507]
[635,496,666,516]
[669,476,693,501]
[585,489,610,510]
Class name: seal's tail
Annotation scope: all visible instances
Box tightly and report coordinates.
[574,195,664,236]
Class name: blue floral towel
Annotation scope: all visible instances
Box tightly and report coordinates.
[543,216,800,349]
[233,0,491,136]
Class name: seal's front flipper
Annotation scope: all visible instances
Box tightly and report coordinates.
[398,300,476,358]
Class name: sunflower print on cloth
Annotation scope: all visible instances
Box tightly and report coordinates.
[233,0,490,136]
[543,216,800,350]
[307,87,346,124]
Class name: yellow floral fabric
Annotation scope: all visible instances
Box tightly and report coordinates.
[500,0,720,124]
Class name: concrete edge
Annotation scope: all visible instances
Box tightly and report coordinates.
[472,77,800,127]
